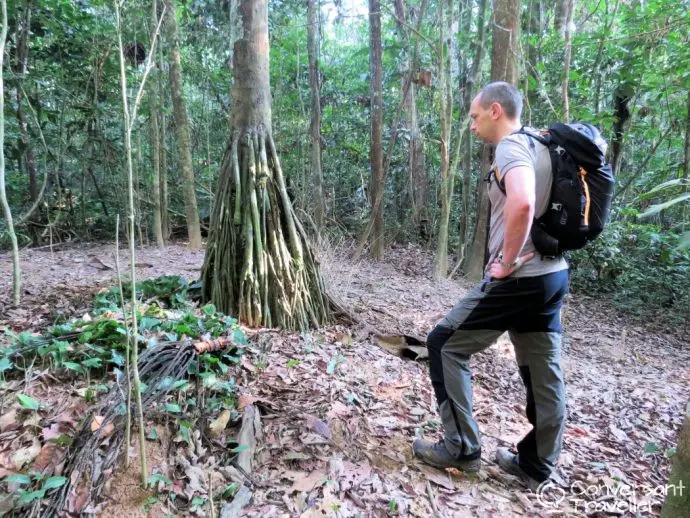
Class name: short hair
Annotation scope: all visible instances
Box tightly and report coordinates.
[477,81,523,119]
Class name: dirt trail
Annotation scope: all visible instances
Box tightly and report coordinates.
[1,242,687,516]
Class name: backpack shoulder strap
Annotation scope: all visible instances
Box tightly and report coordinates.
[514,128,550,147]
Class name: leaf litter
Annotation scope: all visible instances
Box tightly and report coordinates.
[0,242,687,516]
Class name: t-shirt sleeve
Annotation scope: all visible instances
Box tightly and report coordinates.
[494,136,534,187]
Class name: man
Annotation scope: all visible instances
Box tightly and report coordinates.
[413,81,569,491]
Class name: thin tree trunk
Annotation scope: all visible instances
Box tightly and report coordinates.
[459,0,488,256]
[434,0,454,279]
[562,0,574,121]
[0,0,19,304]
[464,0,519,281]
[554,0,568,37]
[683,90,690,180]
[593,0,619,117]
[163,0,202,248]
[201,0,329,330]
[150,0,164,247]
[114,1,162,483]
[394,0,428,242]
[368,0,384,259]
[159,63,169,241]
[307,0,324,234]
[13,2,38,244]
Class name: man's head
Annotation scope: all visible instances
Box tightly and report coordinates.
[470,82,523,144]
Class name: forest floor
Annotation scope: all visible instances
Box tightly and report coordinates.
[0,241,688,517]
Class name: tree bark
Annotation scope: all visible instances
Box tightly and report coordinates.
[307,0,325,234]
[661,404,690,517]
[464,0,519,281]
[163,0,202,248]
[459,0,488,257]
[394,0,428,242]
[201,0,329,330]
[683,90,690,180]
[150,0,164,247]
[554,0,568,37]
[434,0,454,279]
[158,56,170,241]
[0,0,20,304]
[561,0,574,121]
[368,0,384,259]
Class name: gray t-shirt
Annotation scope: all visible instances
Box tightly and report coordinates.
[486,128,568,278]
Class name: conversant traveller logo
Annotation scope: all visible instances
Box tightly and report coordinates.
[535,479,686,513]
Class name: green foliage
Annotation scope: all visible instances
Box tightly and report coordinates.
[569,218,690,325]
[94,275,191,312]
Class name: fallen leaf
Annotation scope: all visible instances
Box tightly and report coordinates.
[91,415,104,432]
[0,410,18,432]
[609,424,629,443]
[416,463,455,490]
[291,469,327,493]
[32,443,64,475]
[11,439,41,470]
[241,356,257,373]
[66,483,89,514]
[208,409,231,437]
[184,464,207,499]
[305,415,332,440]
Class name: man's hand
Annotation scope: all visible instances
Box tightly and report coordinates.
[489,252,535,279]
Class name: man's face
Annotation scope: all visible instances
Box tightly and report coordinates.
[470,96,499,144]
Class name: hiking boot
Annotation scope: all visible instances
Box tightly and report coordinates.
[412,439,481,472]
[495,447,542,492]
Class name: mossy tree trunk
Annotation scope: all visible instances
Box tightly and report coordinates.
[201,0,329,330]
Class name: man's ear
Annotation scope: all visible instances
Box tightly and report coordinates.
[490,102,503,119]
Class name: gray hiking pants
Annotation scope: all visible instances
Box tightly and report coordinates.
[426,270,568,482]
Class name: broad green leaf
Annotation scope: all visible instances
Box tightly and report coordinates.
[639,193,690,218]
[42,476,67,490]
[0,357,12,373]
[230,444,248,453]
[17,393,40,410]
[202,304,216,316]
[18,489,46,503]
[164,403,181,413]
[6,474,31,485]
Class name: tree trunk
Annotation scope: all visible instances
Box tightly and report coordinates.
[561,0,574,121]
[368,0,384,260]
[683,90,690,180]
[201,0,329,330]
[434,0,454,279]
[150,0,164,247]
[661,404,690,517]
[394,0,428,242]
[163,0,202,248]
[158,57,170,241]
[13,2,38,243]
[464,0,519,281]
[307,0,325,234]
[611,83,632,174]
[0,0,20,304]
[554,0,568,37]
[459,0,488,258]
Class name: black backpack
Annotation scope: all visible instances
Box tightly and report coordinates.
[516,123,615,257]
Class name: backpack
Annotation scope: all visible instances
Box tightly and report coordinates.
[516,122,615,257]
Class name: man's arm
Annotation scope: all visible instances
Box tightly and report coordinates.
[489,165,535,279]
